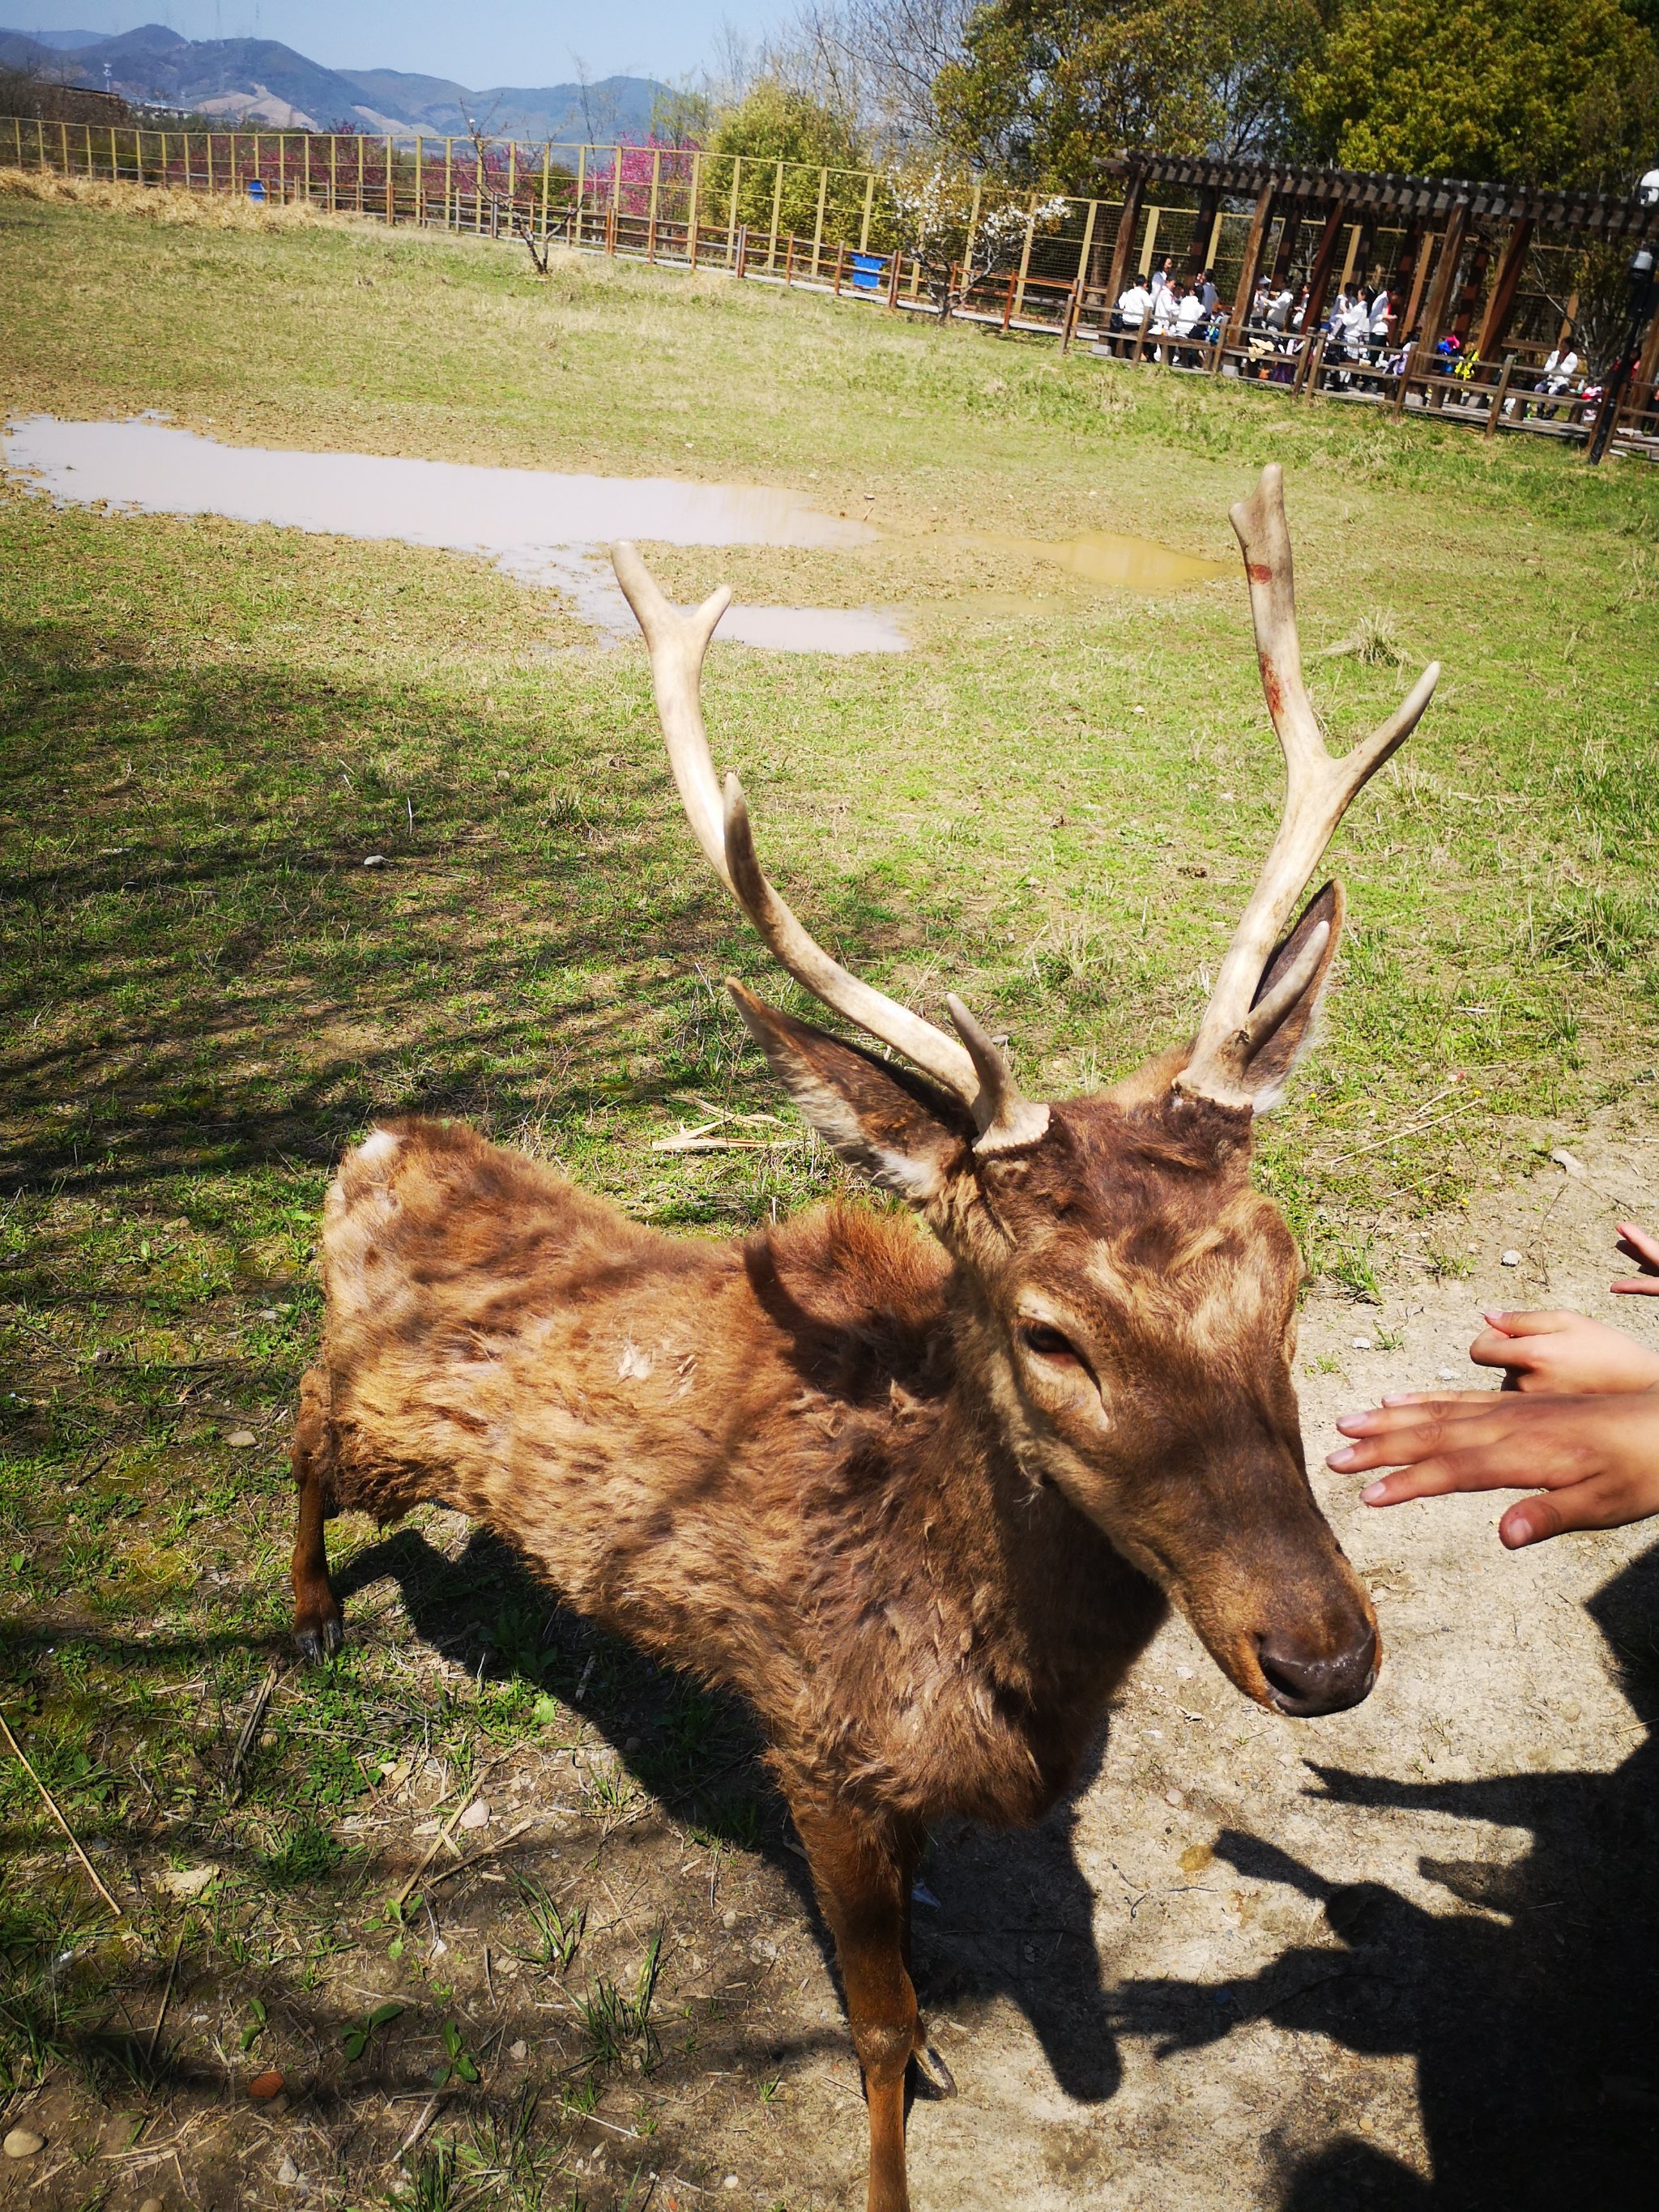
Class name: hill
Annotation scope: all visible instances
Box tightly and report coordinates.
[0,21,663,139]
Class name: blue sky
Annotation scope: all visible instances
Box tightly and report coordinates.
[3,2,786,84]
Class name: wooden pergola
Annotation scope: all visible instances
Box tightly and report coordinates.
[1099,150,1659,388]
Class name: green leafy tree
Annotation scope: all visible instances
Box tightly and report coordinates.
[703,80,874,245]
[935,0,1324,190]
[1294,0,1659,190]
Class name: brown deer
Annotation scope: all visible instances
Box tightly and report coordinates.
[290,465,1437,2212]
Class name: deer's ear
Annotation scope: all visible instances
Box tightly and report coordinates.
[1238,880,1346,1112]
[727,981,975,1202]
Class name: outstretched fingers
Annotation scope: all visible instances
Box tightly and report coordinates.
[1613,1221,1659,1296]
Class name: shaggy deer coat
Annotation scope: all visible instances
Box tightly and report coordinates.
[292,466,1438,2212]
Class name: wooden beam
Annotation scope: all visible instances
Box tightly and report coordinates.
[1476,219,1533,358]
[1300,204,1346,338]
[1183,184,1219,278]
[1231,181,1277,321]
[1451,233,1491,343]
[1414,197,1469,352]
[1102,168,1145,306]
[1269,208,1301,283]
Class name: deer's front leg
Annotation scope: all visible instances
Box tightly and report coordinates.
[290,1367,343,1663]
[792,1799,923,2212]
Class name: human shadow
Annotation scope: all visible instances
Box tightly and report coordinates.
[1110,1542,1659,2209]
[332,1521,1125,2103]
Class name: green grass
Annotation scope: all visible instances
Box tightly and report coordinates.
[0,188,1657,2189]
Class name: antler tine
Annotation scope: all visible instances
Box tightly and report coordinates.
[612,542,1048,1148]
[1179,466,1439,1107]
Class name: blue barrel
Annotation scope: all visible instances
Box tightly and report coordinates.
[247,177,267,202]
[850,252,886,291]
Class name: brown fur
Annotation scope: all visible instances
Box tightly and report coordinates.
[292,997,1377,2212]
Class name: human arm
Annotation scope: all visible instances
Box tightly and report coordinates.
[1328,1392,1659,1547]
[1469,1307,1659,1393]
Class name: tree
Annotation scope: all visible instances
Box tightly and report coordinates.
[886,161,1068,312]
[649,87,714,148]
[1294,0,1659,191]
[933,0,1324,190]
[702,82,874,246]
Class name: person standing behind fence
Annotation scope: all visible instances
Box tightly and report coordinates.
[1368,285,1393,360]
[1149,255,1175,296]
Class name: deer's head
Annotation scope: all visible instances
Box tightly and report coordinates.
[615,466,1438,1720]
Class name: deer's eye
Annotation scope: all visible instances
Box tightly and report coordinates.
[1020,1322,1080,1363]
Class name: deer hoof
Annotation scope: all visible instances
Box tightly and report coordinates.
[912,2044,957,2099]
[296,1613,344,1664]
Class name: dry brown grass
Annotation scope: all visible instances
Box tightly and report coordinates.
[0,166,352,230]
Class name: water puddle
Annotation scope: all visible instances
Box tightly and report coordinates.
[958,528,1228,594]
[0,415,905,654]
[1,416,1225,650]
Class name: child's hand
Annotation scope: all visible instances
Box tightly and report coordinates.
[1328,1392,1659,1547]
[1613,1221,1659,1298]
[1469,1308,1659,1394]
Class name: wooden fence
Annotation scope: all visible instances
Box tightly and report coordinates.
[6,115,1656,457]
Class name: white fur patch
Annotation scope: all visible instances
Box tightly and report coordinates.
[617,1340,653,1381]
[357,1127,401,1165]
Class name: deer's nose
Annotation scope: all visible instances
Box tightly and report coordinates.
[1256,1624,1378,1715]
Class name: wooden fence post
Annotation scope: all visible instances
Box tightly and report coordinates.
[1484,356,1515,438]
[1415,197,1469,359]
[1102,169,1142,309]
[811,166,827,279]
[1013,192,1037,320]
[1231,181,1276,326]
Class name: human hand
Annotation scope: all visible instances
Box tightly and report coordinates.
[1469,1308,1659,1395]
[1613,1221,1659,1298]
[1328,1392,1659,1547]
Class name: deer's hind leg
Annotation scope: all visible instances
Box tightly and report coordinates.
[291,1366,343,1664]
[792,1797,928,2212]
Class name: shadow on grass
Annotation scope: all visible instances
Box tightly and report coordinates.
[1109,1542,1659,2209]
[332,1524,1130,2107]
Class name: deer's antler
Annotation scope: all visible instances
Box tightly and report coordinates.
[1177,466,1439,1110]
[612,542,1047,1153]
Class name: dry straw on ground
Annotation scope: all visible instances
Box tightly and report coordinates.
[0,168,349,230]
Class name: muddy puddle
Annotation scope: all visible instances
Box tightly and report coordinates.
[0,415,905,653]
[961,526,1228,594]
[1,416,1225,650]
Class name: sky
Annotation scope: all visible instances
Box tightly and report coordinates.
[2,2,787,85]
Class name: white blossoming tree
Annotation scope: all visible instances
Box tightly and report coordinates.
[885,164,1070,321]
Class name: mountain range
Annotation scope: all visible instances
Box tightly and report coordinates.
[0,22,665,141]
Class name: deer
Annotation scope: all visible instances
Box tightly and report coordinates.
[289,464,1438,2212]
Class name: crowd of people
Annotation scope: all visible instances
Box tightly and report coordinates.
[1101,254,1409,381]
[1093,254,1626,426]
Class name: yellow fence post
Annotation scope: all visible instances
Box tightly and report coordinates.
[83,120,92,177]
[385,136,393,225]
[769,157,783,272]
[811,165,827,279]
[859,168,874,254]
[648,145,660,258]
[727,154,741,263]
[414,134,423,224]
[540,142,550,241]
[962,178,982,281]
[1075,197,1098,299]
[443,137,451,227]
[60,117,70,176]
[613,142,624,252]
[574,145,586,248]
[688,150,701,266]
[508,139,517,203]
[1014,192,1037,320]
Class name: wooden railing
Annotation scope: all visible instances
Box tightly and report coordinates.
[6,114,1656,456]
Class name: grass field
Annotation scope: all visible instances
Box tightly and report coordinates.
[2,181,1657,2208]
